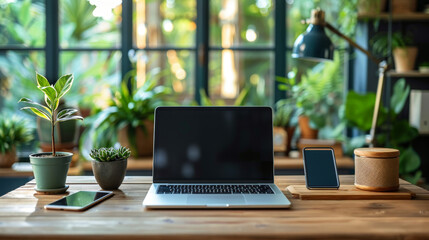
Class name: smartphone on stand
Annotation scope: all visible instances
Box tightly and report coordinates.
[303,147,340,189]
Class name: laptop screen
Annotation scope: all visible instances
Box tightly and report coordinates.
[153,107,274,183]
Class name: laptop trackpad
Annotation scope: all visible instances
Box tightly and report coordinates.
[187,195,245,205]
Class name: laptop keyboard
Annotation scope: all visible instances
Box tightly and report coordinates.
[156,185,274,194]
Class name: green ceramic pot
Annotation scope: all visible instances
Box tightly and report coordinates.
[29,152,72,190]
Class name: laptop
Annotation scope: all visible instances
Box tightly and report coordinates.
[143,106,291,208]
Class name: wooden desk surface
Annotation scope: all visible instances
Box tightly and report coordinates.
[81,156,355,171]
[1,175,429,239]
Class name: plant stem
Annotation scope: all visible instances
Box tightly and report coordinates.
[52,113,55,156]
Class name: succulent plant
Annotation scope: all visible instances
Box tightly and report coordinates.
[90,146,131,162]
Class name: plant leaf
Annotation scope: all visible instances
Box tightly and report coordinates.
[18,97,52,115]
[400,147,421,173]
[57,108,78,119]
[20,107,51,121]
[56,115,83,124]
[390,78,410,114]
[54,74,73,99]
[36,72,50,88]
[38,86,57,105]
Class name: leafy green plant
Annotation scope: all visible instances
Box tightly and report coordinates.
[81,69,175,158]
[0,114,33,154]
[344,78,421,183]
[198,87,250,106]
[18,73,83,156]
[371,32,414,57]
[90,146,131,162]
[277,54,343,132]
[419,62,429,67]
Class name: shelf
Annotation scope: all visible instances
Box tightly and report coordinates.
[358,13,429,21]
[387,70,429,78]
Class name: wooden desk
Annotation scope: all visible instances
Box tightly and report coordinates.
[1,175,428,239]
[81,156,355,171]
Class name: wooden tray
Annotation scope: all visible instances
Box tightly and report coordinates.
[286,185,416,200]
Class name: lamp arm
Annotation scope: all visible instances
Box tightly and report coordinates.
[325,23,381,65]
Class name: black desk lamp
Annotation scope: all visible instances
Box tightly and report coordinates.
[292,9,388,147]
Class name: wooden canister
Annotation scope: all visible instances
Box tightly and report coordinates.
[354,148,400,192]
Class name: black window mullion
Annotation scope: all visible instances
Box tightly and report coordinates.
[121,0,133,88]
[274,0,287,103]
[45,0,59,84]
[195,0,209,104]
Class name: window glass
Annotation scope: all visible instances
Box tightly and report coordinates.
[60,0,121,48]
[210,0,274,47]
[130,50,195,102]
[60,51,121,112]
[133,0,196,48]
[209,50,273,105]
[0,51,45,111]
[0,0,45,47]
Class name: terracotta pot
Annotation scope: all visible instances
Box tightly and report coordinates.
[298,116,318,139]
[285,126,296,155]
[358,0,386,14]
[392,0,416,13]
[0,147,17,168]
[393,47,418,72]
[118,121,154,157]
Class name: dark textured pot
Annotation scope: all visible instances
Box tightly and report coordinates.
[29,152,72,190]
[92,159,127,190]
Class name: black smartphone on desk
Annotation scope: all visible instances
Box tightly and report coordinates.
[303,147,340,189]
[45,191,114,211]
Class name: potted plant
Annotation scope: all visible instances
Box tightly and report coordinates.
[277,60,343,140]
[81,69,175,158]
[19,73,83,194]
[90,146,131,190]
[358,0,386,15]
[0,114,33,168]
[273,99,296,155]
[372,32,418,72]
[419,62,429,73]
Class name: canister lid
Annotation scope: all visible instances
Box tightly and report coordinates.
[354,148,400,158]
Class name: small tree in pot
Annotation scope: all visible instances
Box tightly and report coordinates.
[19,73,83,194]
[90,146,131,190]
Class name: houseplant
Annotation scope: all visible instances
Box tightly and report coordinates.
[372,32,418,72]
[81,69,174,158]
[0,114,33,168]
[276,57,343,140]
[90,146,131,190]
[19,72,83,193]
[419,62,429,73]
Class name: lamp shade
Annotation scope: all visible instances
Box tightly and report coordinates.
[292,24,334,61]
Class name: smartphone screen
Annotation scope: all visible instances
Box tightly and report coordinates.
[303,148,339,189]
[45,191,113,210]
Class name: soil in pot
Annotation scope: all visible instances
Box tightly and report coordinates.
[92,159,127,190]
